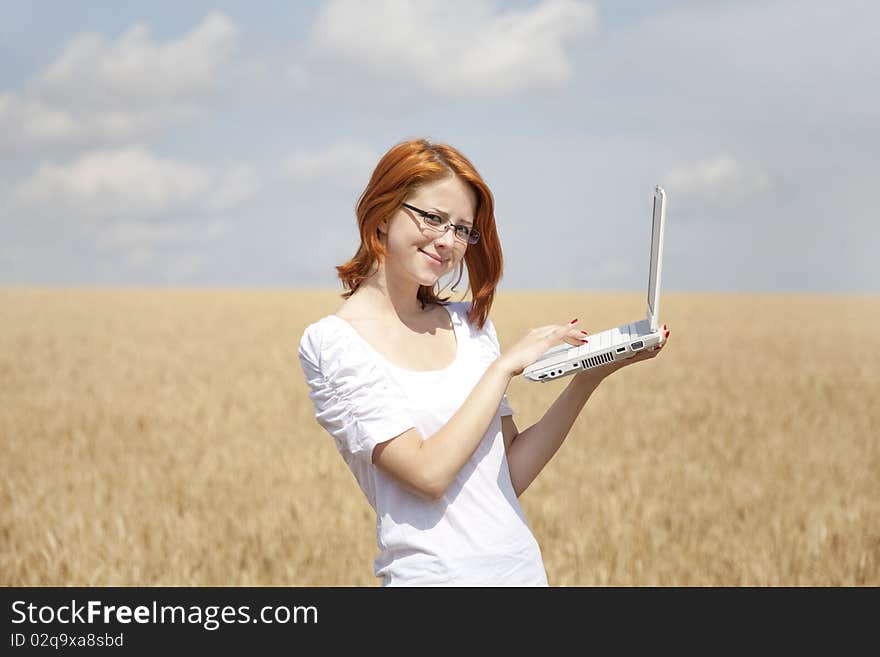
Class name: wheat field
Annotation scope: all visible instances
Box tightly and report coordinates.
[1,288,878,586]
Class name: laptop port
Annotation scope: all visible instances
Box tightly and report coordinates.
[631,340,644,351]
[538,374,548,379]
[616,347,625,353]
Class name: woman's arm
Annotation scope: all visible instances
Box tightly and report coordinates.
[373,321,665,501]
[506,325,670,497]
[505,371,603,497]
[372,359,514,501]
[373,320,591,501]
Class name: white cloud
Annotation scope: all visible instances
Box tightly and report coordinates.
[620,0,880,126]
[666,155,770,212]
[297,0,596,99]
[3,146,259,260]
[281,143,377,191]
[206,166,261,212]
[652,1,877,86]
[96,218,227,249]
[0,95,79,146]
[0,13,238,150]
[12,147,213,217]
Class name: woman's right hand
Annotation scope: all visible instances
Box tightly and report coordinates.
[494,319,589,377]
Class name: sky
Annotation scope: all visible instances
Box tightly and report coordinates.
[1,0,877,294]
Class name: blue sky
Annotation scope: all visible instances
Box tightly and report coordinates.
[1,0,877,293]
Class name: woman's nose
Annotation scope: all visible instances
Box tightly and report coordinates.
[434,226,457,248]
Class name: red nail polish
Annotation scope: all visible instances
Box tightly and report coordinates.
[580,330,588,335]
[581,339,588,343]
[570,318,578,324]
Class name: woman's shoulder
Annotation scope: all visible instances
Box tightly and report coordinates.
[444,299,498,334]
[443,299,473,322]
[300,312,345,342]
[298,313,355,372]
[443,300,505,356]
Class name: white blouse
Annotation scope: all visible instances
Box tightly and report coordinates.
[298,300,547,586]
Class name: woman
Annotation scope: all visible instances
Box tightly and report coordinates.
[298,138,669,586]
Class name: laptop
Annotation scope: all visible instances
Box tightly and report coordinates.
[523,185,668,383]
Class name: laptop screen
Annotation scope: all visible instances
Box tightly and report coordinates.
[646,186,666,330]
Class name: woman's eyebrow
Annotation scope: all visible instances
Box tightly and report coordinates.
[428,207,473,227]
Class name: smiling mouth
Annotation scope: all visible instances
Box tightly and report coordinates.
[418,249,445,264]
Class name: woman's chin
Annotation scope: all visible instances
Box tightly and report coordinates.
[413,272,442,286]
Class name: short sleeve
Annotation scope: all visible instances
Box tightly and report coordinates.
[483,315,515,417]
[298,320,416,464]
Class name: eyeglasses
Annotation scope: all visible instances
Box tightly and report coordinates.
[402,203,481,245]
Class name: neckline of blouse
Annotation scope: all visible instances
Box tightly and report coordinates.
[326,302,462,375]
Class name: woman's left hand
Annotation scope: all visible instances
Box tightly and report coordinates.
[575,324,670,384]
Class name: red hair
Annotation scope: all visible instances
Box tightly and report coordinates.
[336,138,504,331]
